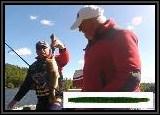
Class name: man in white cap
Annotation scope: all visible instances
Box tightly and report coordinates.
[70,5,141,109]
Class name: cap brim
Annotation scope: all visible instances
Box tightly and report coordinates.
[70,18,82,30]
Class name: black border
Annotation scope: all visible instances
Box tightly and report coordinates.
[1,0,159,114]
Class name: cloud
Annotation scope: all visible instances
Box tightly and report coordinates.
[40,19,54,26]
[29,15,37,20]
[78,59,84,65]
[126,25,135,30]
[131,16,143,26]
[10,47,32,56]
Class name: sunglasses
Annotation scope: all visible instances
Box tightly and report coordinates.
[36,46,48,50]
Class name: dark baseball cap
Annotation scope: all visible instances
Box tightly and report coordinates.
[36,41,49,50]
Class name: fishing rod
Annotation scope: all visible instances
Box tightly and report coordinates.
[5,41,61,95]
[5,42,30,66]
[50,33,64,98]
[50,34,55,55]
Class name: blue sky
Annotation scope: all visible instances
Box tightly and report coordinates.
[5,5,155,83]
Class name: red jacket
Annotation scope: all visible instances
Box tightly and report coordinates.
[55,48,69,72]
[82,19,141,92]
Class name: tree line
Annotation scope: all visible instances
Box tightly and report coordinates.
[5,63,155,92]
[5,63,28,88]
[140,83,155,93]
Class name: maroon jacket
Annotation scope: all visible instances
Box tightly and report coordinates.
[82,19,141,92]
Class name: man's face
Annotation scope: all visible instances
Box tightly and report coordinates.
[78,18,95,40]
[36,47,51,59]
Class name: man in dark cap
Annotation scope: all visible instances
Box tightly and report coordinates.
[7,39,69,110]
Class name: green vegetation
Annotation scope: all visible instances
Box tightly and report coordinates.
[140,83,155,93]
[63,78,73,91]
[68,97,150,103]
[5,63,28,88]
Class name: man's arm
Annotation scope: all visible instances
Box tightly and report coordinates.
[102,30,141,91]
[51,38,69,68]
[7,69,32,109]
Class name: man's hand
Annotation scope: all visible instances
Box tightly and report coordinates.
[51,38,65,49]
[7,100,18,110]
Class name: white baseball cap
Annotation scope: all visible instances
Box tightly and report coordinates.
[70,5,105,30]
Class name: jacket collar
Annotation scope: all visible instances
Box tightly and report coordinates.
[93,18,116,40]
[84,19,116,51]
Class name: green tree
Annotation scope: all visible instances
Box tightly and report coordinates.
[5,63,28,88]
[63,78,73,91]
[140,83,155,92]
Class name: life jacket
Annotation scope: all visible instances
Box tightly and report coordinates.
[30,60,51,97]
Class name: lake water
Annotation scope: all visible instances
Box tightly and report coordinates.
[5,88,155,110]
[5,88,37,110]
